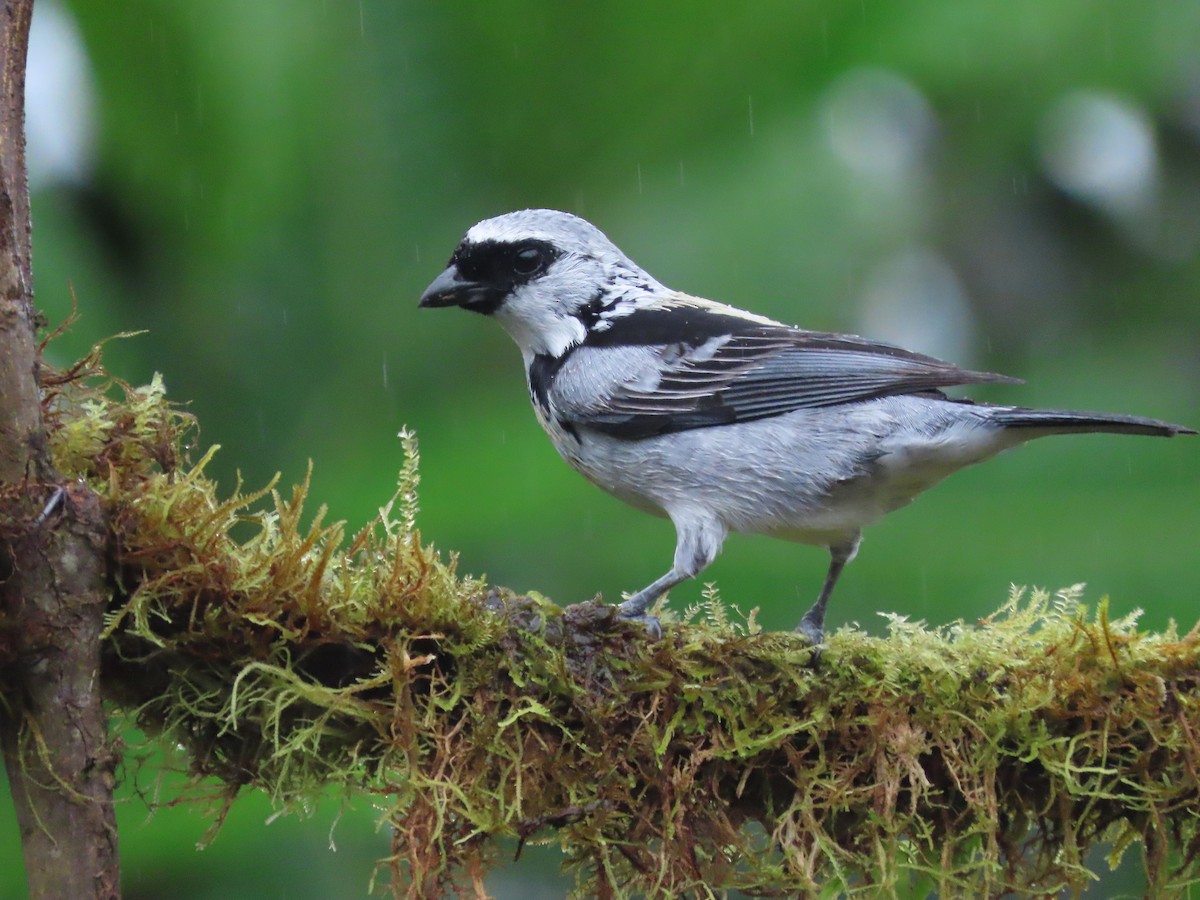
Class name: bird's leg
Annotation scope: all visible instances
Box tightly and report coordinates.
[617,512,726,637]
[616,570,688,638]
[796,536,860,647]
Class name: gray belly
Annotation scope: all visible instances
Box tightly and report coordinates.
[542,397,1009,546]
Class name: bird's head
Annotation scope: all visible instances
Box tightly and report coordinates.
[419,209,659,358]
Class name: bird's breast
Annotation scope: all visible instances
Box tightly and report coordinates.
[531,399,583,458]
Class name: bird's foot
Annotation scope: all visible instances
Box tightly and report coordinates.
[616,608,662,640]
[795,617,823,646]
[794,615,825,665]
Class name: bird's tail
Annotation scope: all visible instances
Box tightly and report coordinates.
[992,407,1196,438]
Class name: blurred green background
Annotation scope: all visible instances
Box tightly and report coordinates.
[3,0,1199,896]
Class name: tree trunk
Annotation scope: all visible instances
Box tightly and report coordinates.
[0,0,120,896]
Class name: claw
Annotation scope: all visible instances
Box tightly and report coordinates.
[616,609,662,640]
[794,615,824,648]
[34,485,66,527]
[794,615,825,666]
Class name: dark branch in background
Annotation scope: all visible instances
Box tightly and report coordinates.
[0,1,121,897]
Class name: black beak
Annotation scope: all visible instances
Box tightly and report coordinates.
[419,265,507,315]
[418,265,475,308]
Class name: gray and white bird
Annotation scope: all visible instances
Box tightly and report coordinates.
[419,208,1194,643]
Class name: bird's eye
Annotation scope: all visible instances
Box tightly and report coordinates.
[512,245,548,277]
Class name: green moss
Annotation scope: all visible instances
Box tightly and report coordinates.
[41,348,1200,898]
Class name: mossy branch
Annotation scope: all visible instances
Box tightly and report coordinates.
[30,350,1200,898]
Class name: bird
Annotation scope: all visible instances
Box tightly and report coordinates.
[418,208,1194,644]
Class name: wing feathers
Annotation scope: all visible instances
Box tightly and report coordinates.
[551,299,1017,439]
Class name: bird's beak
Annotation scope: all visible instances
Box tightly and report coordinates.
[419,265,476,308]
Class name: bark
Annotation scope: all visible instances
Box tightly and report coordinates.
[0,1,120,896]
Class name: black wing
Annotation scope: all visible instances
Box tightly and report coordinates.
[559,298,1019,439]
